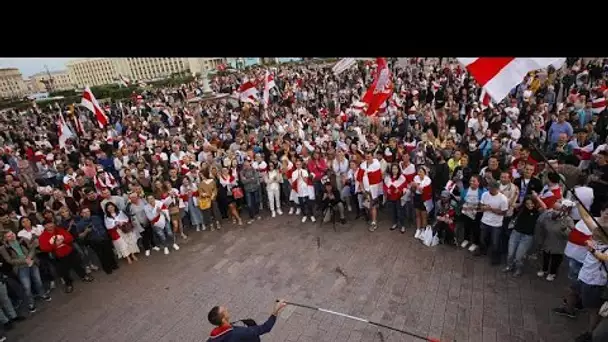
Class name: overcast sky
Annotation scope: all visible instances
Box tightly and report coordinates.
[0,58,74,77]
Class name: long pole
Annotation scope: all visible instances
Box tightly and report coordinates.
[279,300,440,342]
[528,143,607,236]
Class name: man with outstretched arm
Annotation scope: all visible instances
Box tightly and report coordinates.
[207,299,287,341]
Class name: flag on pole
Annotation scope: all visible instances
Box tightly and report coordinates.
[57,112,74,149]
[81,87,109,128]
[457,58,566,103]
[238,78,259,104]
[118,74,131,87]
[592,96,606,114]
[360,57,393,116]
[263,71,276,107]
[480,88,494,110]
[332,58,357,76]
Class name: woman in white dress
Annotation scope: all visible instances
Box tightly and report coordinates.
[104,202,140,264]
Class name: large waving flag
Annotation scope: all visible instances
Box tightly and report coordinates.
[238,78,259,104]
[457,58,566,103]
[332,58,357,76]
[81,87,109,128]
[57,112,74,149]
[361,57,393,116]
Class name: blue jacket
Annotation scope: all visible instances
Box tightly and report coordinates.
[207,315,276,342]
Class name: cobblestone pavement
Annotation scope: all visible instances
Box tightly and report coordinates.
[11,213,586,342]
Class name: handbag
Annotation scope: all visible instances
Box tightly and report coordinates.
[119,221,134,233]
[231,187,244,199]
[199,196,212,210]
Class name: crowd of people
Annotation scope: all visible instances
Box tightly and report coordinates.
[0,57,608,341]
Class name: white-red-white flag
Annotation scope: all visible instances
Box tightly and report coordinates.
[263,71,276,107]
[238,78,259,104]
[57,112,74,149]
[119,74,131,87]
[332,58,357,76]
[361,57,393,116]
[480,88,494,110]
[592,97,606,114]
[81,87,109,128]
[457,58,566,103]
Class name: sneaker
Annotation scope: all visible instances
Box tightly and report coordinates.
[153,246,161,252]
[400,226,406,234]
[468,244,478,252]
[310,216,316,223]
[49,281,56,290]
[82,275,94,282]
[29,304,37,313]
[277,209,283,215]
[271,211,276,218]
[247,219,254,224]
[302,216,308,223]
[574,332,592,342]
[215,222,221,230]
[65,285,74,294]
[0,336,6,342]
[546,274,556,282]
[196,226,201,232]
[181,233,188,239]
[202,225,207,231]
[257,216,262,221]
[502,266,513,273]
[368,222,378,232]
[513,269,523,278]
[145,250,151,257]
[172,244,180,251]
[552,307,576,319]
[347,205,352,212]
[390,224,397,231]
[164,247,170,255]
[296,208,302,215]
[41,294,51,302]
[461,240,470,248]
[89,264,99,271]
[537,271,546,278]
[288,207,295,215]
[85,266,91,274]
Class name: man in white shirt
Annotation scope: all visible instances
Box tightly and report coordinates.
[479,181,509,264]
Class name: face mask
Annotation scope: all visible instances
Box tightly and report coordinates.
[450,129,456,134]
[469,143,477,150]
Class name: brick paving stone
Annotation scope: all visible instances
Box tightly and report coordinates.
[9,214,589,342]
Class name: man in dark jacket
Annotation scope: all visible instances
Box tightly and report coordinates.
[206,300,286,342]
[74,208,118,275]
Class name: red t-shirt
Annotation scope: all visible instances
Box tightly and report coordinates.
[39,227,74,259]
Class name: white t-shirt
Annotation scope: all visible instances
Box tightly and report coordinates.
[481,192,509,227]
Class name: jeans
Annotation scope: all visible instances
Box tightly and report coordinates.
[0,283,17,324]
[387,200,405,226]
[245,190,261,219]
[480,222,502,262]
[506,230,534,270]
[17,266,45,307]
[55,251,87,287]
[298,197,313,217]
[153,223,174,248]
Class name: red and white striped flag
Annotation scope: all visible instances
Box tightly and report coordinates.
[216,64,226,71]
[592,96,606,114]
[238,78,259,104]
[361,57,393,116]
[263,71,276,107]
[119,74,131,87]
[81,87,109,128]
[457,58,566,103]
[57,112,74,149]
[332,58,357,76]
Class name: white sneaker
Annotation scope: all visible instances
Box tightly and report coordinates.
[50,281,56,289]
[302,216,308,223]
[347,204,352,212]
[196,226,201,232]
[247,219,254,224]
[537,271,546,278]
[153,246,161,252]
[468,244,478,252]
[257,216,262,220]
[460,240,470,248]
[277,209,283,215]
[172,244,180,251]
[271,211,276,218]
[296,208,302,215]
[164,247,170,255]
[145,250,151,257]
[202,225,207,231]
[546,274,556,282]
[310,216,316,223]
[288,207,295,215]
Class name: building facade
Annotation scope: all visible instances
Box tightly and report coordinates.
[29,70,74,93]
[0,68,28,99]
[66,58,226,87]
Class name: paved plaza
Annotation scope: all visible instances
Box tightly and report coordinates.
[12,215,586,342]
